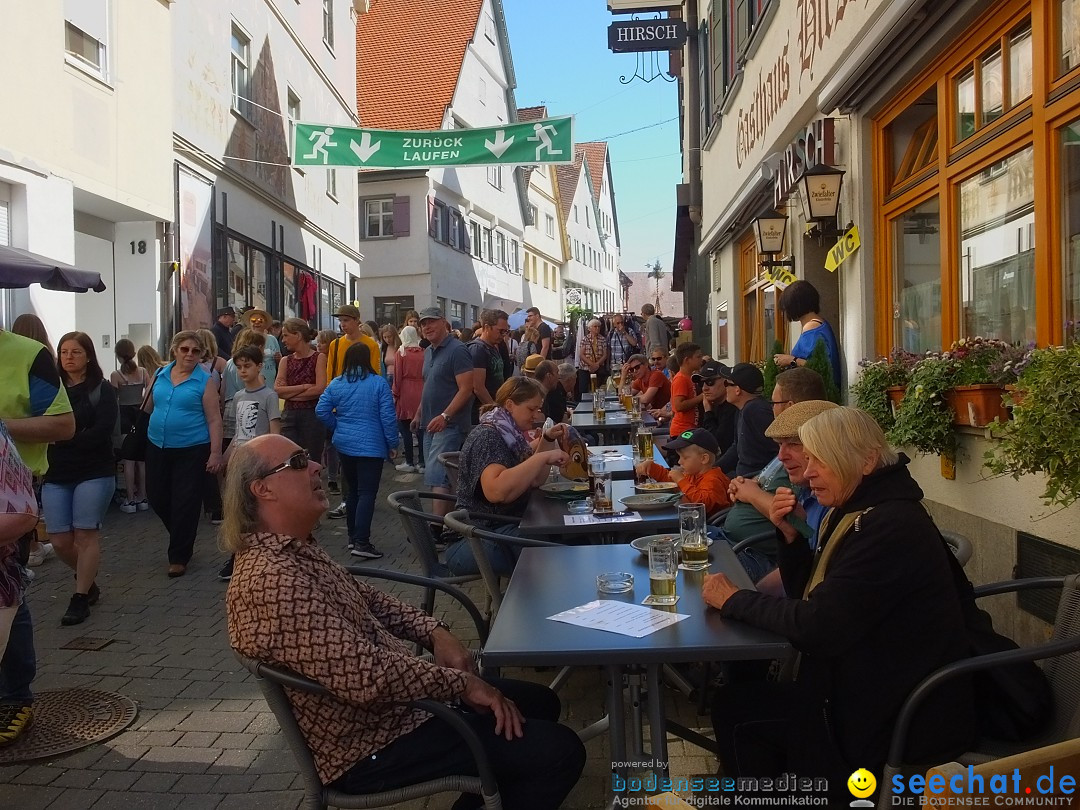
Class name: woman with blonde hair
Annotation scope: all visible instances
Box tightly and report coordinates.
[703,406,975,800]
[274,318,326,465]
[137,345,165,378]
[144,331,224,577]
[379,323,401,386]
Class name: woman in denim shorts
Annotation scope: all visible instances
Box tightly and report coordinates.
[42,332,118,626]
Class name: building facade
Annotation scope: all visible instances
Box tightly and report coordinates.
[520,147,567,319]
[0,0,173,347]
[673,0,1080,634]
[171,0,362,336]
[354,0,528,328]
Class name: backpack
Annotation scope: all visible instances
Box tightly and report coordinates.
[88,380,123,453]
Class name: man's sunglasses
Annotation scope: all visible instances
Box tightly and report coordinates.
[650,357,665,363]
[261,449,310,479]
[625,364,641,373]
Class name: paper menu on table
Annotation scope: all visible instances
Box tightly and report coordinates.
[547,600,688,638]
[564,511,642,525]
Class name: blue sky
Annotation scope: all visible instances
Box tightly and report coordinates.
[502,0,681,278]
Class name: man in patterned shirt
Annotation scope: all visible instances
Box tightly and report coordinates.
[224,434,584,809]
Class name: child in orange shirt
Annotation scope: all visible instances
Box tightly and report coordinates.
[635,428,732,517]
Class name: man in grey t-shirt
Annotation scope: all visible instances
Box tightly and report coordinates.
[413,307,474,515]
[642,303,669,357]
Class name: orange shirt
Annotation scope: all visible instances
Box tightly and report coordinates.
[669,371,697,436]
[646,463,731,517]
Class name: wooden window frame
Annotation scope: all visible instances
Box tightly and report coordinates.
[873,0,1080,353]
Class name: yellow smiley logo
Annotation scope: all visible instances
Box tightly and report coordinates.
[847,768,877,799]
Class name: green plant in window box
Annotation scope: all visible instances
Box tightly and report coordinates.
[984,336,1080,509]
[850,348,920,431]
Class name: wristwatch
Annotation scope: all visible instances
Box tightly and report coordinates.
[441,412,451,422]
[433,620,451,633]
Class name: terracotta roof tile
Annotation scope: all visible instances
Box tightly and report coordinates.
[517,105,547,122]
[577,142,608,205]
[357,0,484,130]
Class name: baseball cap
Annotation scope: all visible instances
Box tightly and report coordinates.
[692,359,725,384]
[719,362,764,393]
[522,354,545,374]
[666,427,719,456]
[216,306,236,317]
[765,400,840,440]
[334,304,361,319]
[418,306,444,322]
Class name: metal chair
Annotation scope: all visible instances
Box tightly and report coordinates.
[436,451,461,494]
[442,509,558,618]
[236,654,501,810]
[878,574,1080,809]
[387,489,478,618]
[941,530,974,568]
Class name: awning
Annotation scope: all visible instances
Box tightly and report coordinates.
[671,183,694,292]
[0,245,107,293]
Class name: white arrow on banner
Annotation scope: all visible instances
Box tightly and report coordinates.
[350,132,382,163]
[484,130,514,158]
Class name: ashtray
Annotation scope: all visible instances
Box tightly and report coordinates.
[597,572,634,593]
[567,499,594,514]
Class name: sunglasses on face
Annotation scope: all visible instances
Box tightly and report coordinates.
[723,380,737,387]
[176,346,200,354]
[261,449,310,479]
[702,378,721,386]
[625,365,641,373]
[650,357,665,363]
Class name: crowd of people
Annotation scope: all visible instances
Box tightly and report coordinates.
[0,282,1029,808]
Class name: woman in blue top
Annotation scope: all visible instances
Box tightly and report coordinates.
[144,331,224,578]
[774,280,842,390]
[316,341,397,561]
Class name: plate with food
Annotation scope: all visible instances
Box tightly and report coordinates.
[540,481,590,498]
[620,493,681,511]
[630,534,713,556]
[634,481,679,493]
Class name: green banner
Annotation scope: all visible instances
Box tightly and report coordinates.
[292,117,575,169]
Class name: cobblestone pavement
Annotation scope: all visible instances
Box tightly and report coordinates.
[0,468,718,810]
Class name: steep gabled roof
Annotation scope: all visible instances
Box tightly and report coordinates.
[577,142,608,206]
[356,0,484,129]
[554,151,585,225]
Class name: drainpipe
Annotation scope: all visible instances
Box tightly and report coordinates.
[686,0,702,226]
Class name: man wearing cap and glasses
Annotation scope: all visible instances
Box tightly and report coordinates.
[467,309,510,425]
[714,363,778,478]
[694,360,737,455]
[413,307,474,517]
[213,307,237,359]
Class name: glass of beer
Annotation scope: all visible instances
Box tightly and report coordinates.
[593,468,614,514]
[590,372,598,393]
[678,503,709,571]
[630,394,642,421]
[648,536,678,604]
[588,456,606,497]
[635,426,654,464]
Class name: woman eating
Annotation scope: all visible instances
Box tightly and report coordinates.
[702,406,974,800]
[445,377,568,577]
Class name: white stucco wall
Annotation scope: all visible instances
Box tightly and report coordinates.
[523,164,564,318]
[563,164,616,312]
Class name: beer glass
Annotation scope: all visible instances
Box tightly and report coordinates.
[588,455,605,497]
[648,536,678,604]
[593,468,614,514]
[678,503,709,571]
[630,394,642,421]
[634,425,654,465]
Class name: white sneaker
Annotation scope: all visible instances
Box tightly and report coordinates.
[119,500,137,514]
[27,543,53,567]
[416,464,425,473]
[395,463,416,473]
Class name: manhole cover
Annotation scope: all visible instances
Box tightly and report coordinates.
[0,688,137,763]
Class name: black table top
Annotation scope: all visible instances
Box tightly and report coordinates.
[520,477,680,537]
[483,543,791,667]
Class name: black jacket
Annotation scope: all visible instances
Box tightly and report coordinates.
[721,458,976,771]
[716,397,777,477]
[701,401,737,454]
[213,321,235,359]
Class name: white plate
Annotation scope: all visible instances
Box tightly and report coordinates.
[634,481,679,492]
[620,494,680,511]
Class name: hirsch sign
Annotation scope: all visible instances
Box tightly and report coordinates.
[292,117,574,169]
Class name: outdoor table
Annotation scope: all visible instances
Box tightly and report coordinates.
[587,444,636,480]
[574,395,621,413]
[520,478,678,540]
[571,409,656,445]
[483,543,790,790]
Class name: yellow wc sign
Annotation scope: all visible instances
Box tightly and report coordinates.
[824,225,861,272]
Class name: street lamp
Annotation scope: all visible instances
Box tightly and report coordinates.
[796,163,849,241]
[752,211,793,270]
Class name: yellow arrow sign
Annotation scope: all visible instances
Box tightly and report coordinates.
[824,225,861,272]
